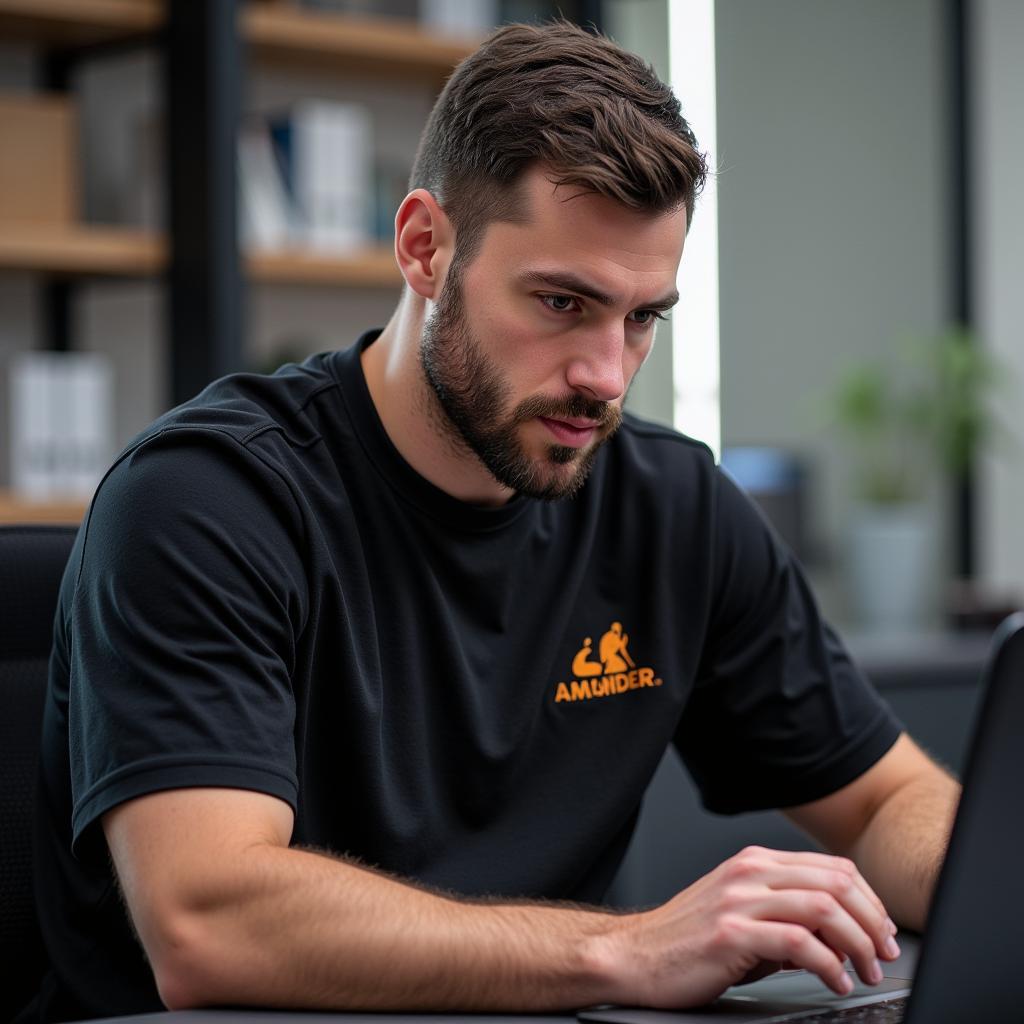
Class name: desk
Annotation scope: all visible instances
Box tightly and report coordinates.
[76,934,920,1023]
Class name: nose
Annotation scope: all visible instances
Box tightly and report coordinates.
[564,326,626,403]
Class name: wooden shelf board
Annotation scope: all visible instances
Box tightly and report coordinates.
[0,491,87,525]
[0,224,165,276]
[0,224,401,286]
[0,1,473,79]
[0,0,162,47]
[247,244,401,287]
[0,2,476,77]
[243,4,478,80]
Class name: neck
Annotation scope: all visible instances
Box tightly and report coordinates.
[361,292,515,506]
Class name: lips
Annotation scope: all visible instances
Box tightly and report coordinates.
[538,416,599,447]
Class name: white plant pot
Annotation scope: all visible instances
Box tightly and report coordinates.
[847,503,938,632]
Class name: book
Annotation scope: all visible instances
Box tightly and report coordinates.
[238,117,296,249]
[270,101,374,252]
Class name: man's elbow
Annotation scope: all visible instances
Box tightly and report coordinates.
[141,905,238,1010]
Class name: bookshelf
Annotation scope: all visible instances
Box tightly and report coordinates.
[0,0,481,515]
[0,1,472,288]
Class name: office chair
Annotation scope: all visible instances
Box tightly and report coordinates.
[0,524,78,1023]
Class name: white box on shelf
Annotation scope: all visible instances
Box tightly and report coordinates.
[8,351,113,501]
[66,354,114,499]
[9,353,54,501]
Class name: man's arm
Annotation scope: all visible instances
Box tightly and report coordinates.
[106,787,900,1012]
[784,733,961,932]
[105,788,613,1011]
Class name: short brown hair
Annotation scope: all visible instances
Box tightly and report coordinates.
[410,20,707,267]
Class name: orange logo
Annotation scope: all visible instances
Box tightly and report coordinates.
[554,621,663,703]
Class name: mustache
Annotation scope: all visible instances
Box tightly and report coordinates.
[512,393,621,429]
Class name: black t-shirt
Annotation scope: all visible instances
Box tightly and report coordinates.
[27,331,901,1022]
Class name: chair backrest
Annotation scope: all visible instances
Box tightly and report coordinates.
[0,524,78,1022]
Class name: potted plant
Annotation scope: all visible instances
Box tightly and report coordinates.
[830,327,997,631]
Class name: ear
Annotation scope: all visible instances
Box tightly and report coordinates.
[393,189,454,300]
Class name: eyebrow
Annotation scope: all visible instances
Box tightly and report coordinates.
[518,270,680,311]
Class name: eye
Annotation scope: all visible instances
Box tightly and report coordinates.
[539,294,581,314]
[627,309,668,327]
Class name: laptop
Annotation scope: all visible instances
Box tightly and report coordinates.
[580,612,1024,1024]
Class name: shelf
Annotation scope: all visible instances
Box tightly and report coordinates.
[0,1,477,82]
[248,244,400,287]
[0,223,401,287]
[242,4,478,81]
[0,224,164,276]
[0,491,87,525]
[0,0,161,47]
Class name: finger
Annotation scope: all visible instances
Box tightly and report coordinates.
[769,850,889,916]
[762,864,899,961]
[747,890,884,986]
[731,848,890,926]
[764,851,899,952]
[782,926,845,971]
[720,848,899,963]
[731,919,855,996]
[811,928,849,964]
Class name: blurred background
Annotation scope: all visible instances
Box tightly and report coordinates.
[1,0,1022,910]
[0,0,1021,642]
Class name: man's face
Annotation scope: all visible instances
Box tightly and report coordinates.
[420,166,687,501]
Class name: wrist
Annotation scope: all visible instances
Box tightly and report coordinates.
[576,911,640,1008]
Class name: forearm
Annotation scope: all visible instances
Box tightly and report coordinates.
[849,770,961,932]
[151,843,620,1012]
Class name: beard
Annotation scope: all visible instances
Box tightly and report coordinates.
[419,267,623,501]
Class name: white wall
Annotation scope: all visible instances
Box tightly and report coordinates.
[614,0,1024,616]
[606,0,677,429]
[714,0,952,619]
[974,0,1024,598]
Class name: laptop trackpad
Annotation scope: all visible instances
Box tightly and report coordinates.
[579,969,911,1023]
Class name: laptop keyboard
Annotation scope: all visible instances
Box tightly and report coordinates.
[798,996,908,1021]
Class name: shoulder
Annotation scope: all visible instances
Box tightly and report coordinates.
[595,414,782,571]
[600,411,718,496]
[610,407,716,464]
[137,352,341,452]
[95,353,347,511]
[617,410,716,460]
[77,358,347,572]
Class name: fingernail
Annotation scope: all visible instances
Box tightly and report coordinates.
[839,973,854,995]
[885,937,900,958]
[869,960,883,985]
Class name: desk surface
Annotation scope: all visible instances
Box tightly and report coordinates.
[77,936,920,1024]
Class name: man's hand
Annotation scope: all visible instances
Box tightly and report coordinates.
[595,845,900,1009]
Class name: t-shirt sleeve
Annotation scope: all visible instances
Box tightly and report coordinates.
[67,431,308,856]
[675,467,903,815]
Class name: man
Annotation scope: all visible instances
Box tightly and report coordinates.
[26,20,959,1023]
